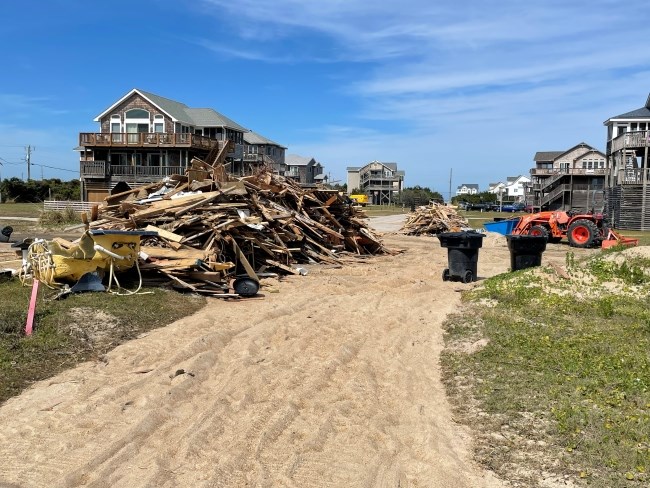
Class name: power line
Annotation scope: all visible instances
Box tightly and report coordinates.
[31,163,77,173]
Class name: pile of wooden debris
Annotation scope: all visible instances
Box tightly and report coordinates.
[85,159,394,297]
[400,203,468,235]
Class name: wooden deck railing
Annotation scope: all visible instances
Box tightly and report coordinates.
[80,160,107,178]
[80,161,185,178]
[79,132,220,150]
[110,165,186,177]
[610,130,650,153]
[616,168,650,185]
[530,168,607,176]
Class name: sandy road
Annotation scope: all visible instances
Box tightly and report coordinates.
[0,218,585,488]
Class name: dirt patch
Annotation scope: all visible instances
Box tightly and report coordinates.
[65,308,121,348]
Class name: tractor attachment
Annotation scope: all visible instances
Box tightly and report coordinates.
[601,229,639,249]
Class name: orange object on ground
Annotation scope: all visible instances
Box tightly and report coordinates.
[601,229,639,249]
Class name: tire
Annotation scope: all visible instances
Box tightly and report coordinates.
[567,219,599,248]
[462,270,473,284]
[233,278,260,297]
[528,225,549,240]
[442,268,450,281]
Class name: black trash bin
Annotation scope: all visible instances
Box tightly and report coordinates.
[506,235,547,271]
[438,231,484,283]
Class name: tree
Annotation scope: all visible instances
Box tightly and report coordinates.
[0,178,81,203]
[398,186,444,207]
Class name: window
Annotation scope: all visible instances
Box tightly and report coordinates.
[125,108,150,119]
[154,115,164,133]
[110,114,121,133]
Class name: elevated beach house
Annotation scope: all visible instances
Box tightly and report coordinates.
[77,88,278,202]
[604,93,650,229]
[528,143,607,212]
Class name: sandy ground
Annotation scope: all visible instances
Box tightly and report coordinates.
[0,216,594,488]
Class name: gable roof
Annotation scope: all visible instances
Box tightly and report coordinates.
[535,143,598,163]
[457,183,479,189]
[285,154,316,166]
[243,130,286,148]
[94,88,247,131]
[534,151,564,162]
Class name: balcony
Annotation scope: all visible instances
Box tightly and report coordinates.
[610,130,650,154]
[80,160,107,178]
[530,168,607,176]
[615,168,650,185]
[80,160,186,179]
[79,132,220,150]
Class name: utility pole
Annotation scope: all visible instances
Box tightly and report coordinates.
[25,145,33,181]
[448,168,452,205]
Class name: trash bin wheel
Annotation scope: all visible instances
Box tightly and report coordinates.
[461,270,473,284]
[442,268,450,281]
[233,277,260,297]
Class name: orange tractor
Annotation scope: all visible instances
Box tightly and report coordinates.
[511,211,638,248]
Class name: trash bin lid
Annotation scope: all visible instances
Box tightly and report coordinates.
[505,234,547,253]
[438,231,485,249]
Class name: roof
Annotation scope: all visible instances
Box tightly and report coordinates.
[347,167,360,171]
[243,130,286,148]
[534,151,563,162]
[457,183,479,189]
[285,154,316,166]
[185,108,248,132]
[604,93,650,124]
[94,88,248,131]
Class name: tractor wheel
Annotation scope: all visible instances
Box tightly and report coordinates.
[528,225,549,240]
[567,219,599,248]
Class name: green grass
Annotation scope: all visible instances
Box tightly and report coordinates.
[0,202,43,218]
[0,278,206,404]
[442,252,650,487]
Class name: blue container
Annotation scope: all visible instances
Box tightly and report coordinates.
[484,218,520,235]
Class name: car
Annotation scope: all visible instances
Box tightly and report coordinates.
[466,202,492,211]
[457,201,470,210]
[500,202,526,212]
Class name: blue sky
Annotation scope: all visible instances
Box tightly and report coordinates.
[1,0,649,199]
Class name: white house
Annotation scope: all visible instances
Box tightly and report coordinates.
[488,182,506,194]
[456,183,479,195]
[505,175,531,200]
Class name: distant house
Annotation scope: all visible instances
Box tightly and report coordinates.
[285,154,324,185]
[241,130,287,176]
[77,88,286,202]
[604,93,650,229]
[529,143,607,212]
[505,175,531,200]
[488,182,506,194]
[346,161,405,205]
[456,183,479,196]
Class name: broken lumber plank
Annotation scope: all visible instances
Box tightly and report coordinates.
[144,225,184,243]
